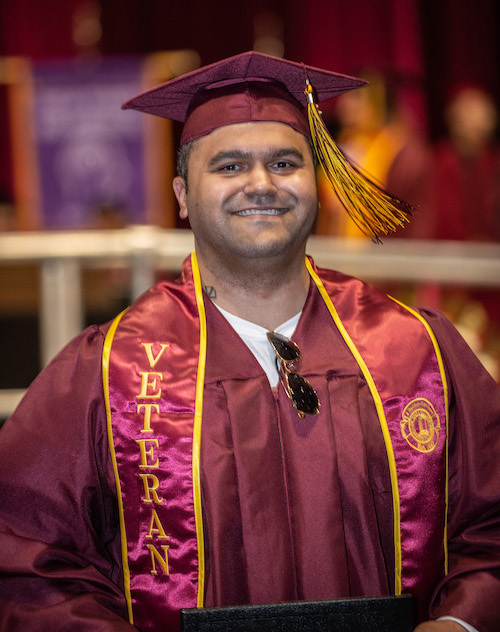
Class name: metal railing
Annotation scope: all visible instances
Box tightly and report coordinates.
[1,226,500,417]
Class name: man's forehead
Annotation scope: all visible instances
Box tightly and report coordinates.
[193,120,312,155]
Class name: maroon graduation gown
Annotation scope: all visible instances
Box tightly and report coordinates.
[0,277,499,631]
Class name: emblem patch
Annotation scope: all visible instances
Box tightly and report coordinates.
[400,398,440,453]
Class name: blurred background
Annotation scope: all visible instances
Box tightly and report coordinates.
[1,0,500,419]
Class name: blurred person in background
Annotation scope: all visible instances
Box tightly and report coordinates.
[431,85,500,242]
[430,85,500,382]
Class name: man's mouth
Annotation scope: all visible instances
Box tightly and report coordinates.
[234,208,287,216]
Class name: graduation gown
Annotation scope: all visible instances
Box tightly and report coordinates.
[0,263,499,632]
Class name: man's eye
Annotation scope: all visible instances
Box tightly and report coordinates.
[273,161,294,169]
[218,164,240,172]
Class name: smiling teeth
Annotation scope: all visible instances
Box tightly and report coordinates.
[236,209,286,216]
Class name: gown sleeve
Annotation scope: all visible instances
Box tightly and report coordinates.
[0,325,134,631]
[419,308,500,632]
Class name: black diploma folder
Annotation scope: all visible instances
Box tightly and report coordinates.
[180,595,413,631]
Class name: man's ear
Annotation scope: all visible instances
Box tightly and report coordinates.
[173,176,188,220]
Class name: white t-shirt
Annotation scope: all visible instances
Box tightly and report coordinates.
[215,305,301,387]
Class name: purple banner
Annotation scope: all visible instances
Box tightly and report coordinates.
[33,57,147,228]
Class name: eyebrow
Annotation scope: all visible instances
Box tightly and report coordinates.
[207,147,306,168]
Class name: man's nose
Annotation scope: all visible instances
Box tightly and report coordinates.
[243,164,277,197]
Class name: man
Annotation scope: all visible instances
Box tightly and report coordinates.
[0,52,499,632]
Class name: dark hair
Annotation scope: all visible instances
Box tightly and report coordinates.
[176,138,199,186]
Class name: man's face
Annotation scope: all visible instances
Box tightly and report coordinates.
[173,121,318,268]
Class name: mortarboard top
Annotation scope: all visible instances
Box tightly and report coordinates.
[122,50,367,124]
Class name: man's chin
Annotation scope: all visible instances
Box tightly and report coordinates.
[227,236,307,261]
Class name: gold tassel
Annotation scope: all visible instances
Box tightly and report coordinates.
[305,80,413,242]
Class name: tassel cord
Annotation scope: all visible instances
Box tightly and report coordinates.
[304,82,413,242]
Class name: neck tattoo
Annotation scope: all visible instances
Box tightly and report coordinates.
[204,285,217,299]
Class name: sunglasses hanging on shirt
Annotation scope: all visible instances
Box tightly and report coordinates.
[266,331,320,420]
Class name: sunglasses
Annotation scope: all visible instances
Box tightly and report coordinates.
[266,331,320,420]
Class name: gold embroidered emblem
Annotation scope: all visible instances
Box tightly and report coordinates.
[400,398,440,453]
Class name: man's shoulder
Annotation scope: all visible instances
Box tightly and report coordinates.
[124,277,190,313]
[314,263,394,304]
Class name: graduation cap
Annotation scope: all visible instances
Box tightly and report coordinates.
[123,51,412,241]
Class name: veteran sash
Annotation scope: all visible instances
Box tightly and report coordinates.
[103,253,448,631]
